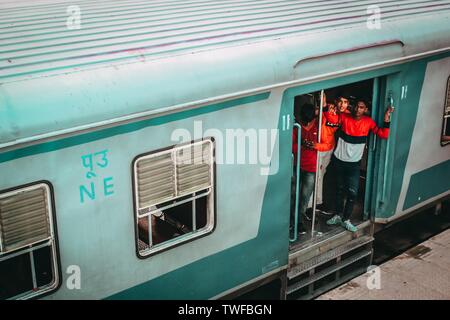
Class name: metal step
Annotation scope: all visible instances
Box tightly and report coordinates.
[286,248,372,295]
[297,266,368,300]
[289,221,372,268]
[288,235,373,279]
[289,220,371,254]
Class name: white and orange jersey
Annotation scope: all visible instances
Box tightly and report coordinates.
[334,113,390,162]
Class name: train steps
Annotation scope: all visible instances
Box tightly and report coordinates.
[286,221,373,300]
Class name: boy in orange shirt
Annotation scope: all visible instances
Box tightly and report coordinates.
[306,93,339,213]
[327,100,394,232]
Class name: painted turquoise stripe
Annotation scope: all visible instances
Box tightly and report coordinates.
[106,230,286,300]
[403,159,450,210]
[0,92,270,163]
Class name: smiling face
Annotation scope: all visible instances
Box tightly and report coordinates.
[337,97,349,113]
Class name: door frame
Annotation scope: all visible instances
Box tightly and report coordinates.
[282,67,401,245]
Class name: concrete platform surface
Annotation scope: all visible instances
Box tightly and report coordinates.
[317,228,450,300]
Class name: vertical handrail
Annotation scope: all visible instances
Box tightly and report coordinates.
[290,123,302,243]
[372,78,381,151]
[192,192,197,232]
[365,77,380,221]
[381,91,393,203]
[148,214,153,247]
[29,249,37,290]
[311,90,324,237]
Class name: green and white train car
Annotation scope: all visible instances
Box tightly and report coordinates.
[0,0,449,299]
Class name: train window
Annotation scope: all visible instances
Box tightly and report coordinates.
[441,76,450,146]
[133,138,215,257]
[0,182,60,299]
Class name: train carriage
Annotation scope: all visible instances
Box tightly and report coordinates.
[0,0,450,300]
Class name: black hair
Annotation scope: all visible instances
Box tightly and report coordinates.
[356,99,371,115]
[298,103,315,124]
[313,91,322,105]
[325,90,336,103]
[356,99,368,106]
[336,90,350,100]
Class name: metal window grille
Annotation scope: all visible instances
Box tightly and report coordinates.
[445,77,450,117]
[443,77,450,145]
[0,183,59,299]
[134,139,214,255]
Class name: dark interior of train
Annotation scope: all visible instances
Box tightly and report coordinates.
[290,79,374,245]
[138,196,207,250]
[442,105,450,145]
[0,245,53,299]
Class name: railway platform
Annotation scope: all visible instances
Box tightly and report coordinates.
[317,228,450,300]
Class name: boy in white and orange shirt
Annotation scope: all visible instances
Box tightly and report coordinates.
[326,99,394,232]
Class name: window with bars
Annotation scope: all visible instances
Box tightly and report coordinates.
[442,76,450,146]
[133,138,215,257]
[0,182,59,299]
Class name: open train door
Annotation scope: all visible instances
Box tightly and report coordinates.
[284,77,392,299]
[366,75,401,224]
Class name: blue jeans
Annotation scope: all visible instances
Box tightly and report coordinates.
[333,156,360,220]
[299,170,316,218]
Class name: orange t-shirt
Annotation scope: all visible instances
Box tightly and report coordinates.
[314,111,339,152]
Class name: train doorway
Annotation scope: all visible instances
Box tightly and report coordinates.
[285,77,385,299]
[289,78,375,246]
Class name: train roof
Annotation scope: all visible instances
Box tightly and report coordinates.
[1,0,450,148]
[2,0,450,81]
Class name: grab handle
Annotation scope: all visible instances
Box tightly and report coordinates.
[293,40,405,68]
[290,123,302,243]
